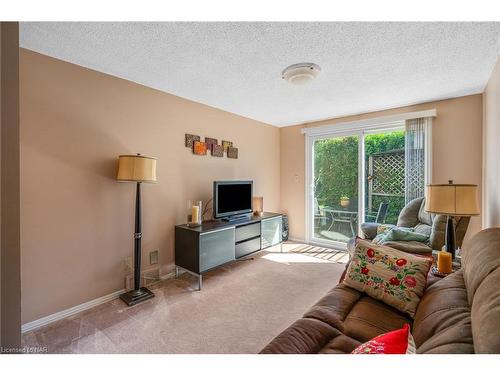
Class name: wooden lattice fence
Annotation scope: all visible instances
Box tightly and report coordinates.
[367,149,405,211]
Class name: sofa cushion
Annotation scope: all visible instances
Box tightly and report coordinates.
[319,334,361,354]
[397,197,424,228]
[343,296,412,343]
[343,239,432,317]
[360,222,379,240]
[304,283,412,344]
[462,228,500,353]
[417,201,433,226]
[259,318,345,354]
[416,327,474,354]
[303,284,362,332]
[412,270,473,354]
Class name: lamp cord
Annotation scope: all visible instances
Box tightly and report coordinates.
[202,198,213,220]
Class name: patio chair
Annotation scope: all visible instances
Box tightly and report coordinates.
[365,202,389,223]
[314,198,329,227]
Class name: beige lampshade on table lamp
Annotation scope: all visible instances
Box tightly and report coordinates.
[117,154,157,306]
[425,181,479,259]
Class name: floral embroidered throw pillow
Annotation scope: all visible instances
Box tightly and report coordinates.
[343,238,432,317]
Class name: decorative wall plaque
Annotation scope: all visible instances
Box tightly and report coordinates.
[185,134,200,148]
[205,137,218,151]
[193,141,207,155]
[227,147,238,159]
[222,140,233,152]
[211,144,224,157]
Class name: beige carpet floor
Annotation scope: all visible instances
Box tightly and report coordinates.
[22,242,347,354]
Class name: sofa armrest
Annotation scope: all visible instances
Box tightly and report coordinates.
[360,222,379,240]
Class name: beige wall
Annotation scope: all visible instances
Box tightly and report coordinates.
[280,94,483,242]
[20,49,280,323]
[483,57,500,228]
[1,22,21,348]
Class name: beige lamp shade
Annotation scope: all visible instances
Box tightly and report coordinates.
[425,183,479,216]
[116,154,157,182]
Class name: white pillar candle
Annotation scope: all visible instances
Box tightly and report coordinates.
[191,205,200,224]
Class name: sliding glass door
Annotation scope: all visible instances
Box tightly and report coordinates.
[307,125,419,249]
[312,134,360,246]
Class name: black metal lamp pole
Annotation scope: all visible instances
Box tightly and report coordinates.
[134,181,142,290]
[445,215,457,260]
[120,181,154,306]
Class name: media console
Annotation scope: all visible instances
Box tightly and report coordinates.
[174,212,282,290]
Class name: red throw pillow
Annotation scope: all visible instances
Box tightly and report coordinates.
[351,324,416,354]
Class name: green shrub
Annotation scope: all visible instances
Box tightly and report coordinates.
[314,131,405,224]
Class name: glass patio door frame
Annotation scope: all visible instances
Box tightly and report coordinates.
[305,123,406,250]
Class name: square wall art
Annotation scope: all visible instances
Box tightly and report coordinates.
[211,144,224,157]
[185,134,200,148]
[222,140,233,152]
[205,137,218,151]
[193,141,207,155]
[227,147,238,159]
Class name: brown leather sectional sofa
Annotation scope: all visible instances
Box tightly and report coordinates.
[260,228,500,354]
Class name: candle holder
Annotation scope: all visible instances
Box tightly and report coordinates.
[187,200,203,227]
[186,200,193,223]
[253,196,264,216]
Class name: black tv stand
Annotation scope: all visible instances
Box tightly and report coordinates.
[175,212,282,290]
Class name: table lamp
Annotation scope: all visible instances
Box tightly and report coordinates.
[425,180,479,259]
[117,154,157,306]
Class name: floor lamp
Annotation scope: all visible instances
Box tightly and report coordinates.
[425,181,479,259]
[117,154,157,306]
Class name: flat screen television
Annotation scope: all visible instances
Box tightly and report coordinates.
[213,180,253,219]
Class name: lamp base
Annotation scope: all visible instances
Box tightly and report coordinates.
[120,287,154,306]
[445,215,457,260]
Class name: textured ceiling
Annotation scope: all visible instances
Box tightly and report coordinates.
[20,22,500,126]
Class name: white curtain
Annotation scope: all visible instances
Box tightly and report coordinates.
[405,118,429,203]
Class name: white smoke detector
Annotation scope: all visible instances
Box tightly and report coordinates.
[282,63,321,85]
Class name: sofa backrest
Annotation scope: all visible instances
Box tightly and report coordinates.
[396,197,470,250]
[461,227,500,353]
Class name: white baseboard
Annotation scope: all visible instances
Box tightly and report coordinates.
[288,237,306,243]
[21,289,125,334]
[22,271,177,334]
[160,270,175,280]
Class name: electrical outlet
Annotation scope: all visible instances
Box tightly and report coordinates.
[149,250,159,265]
